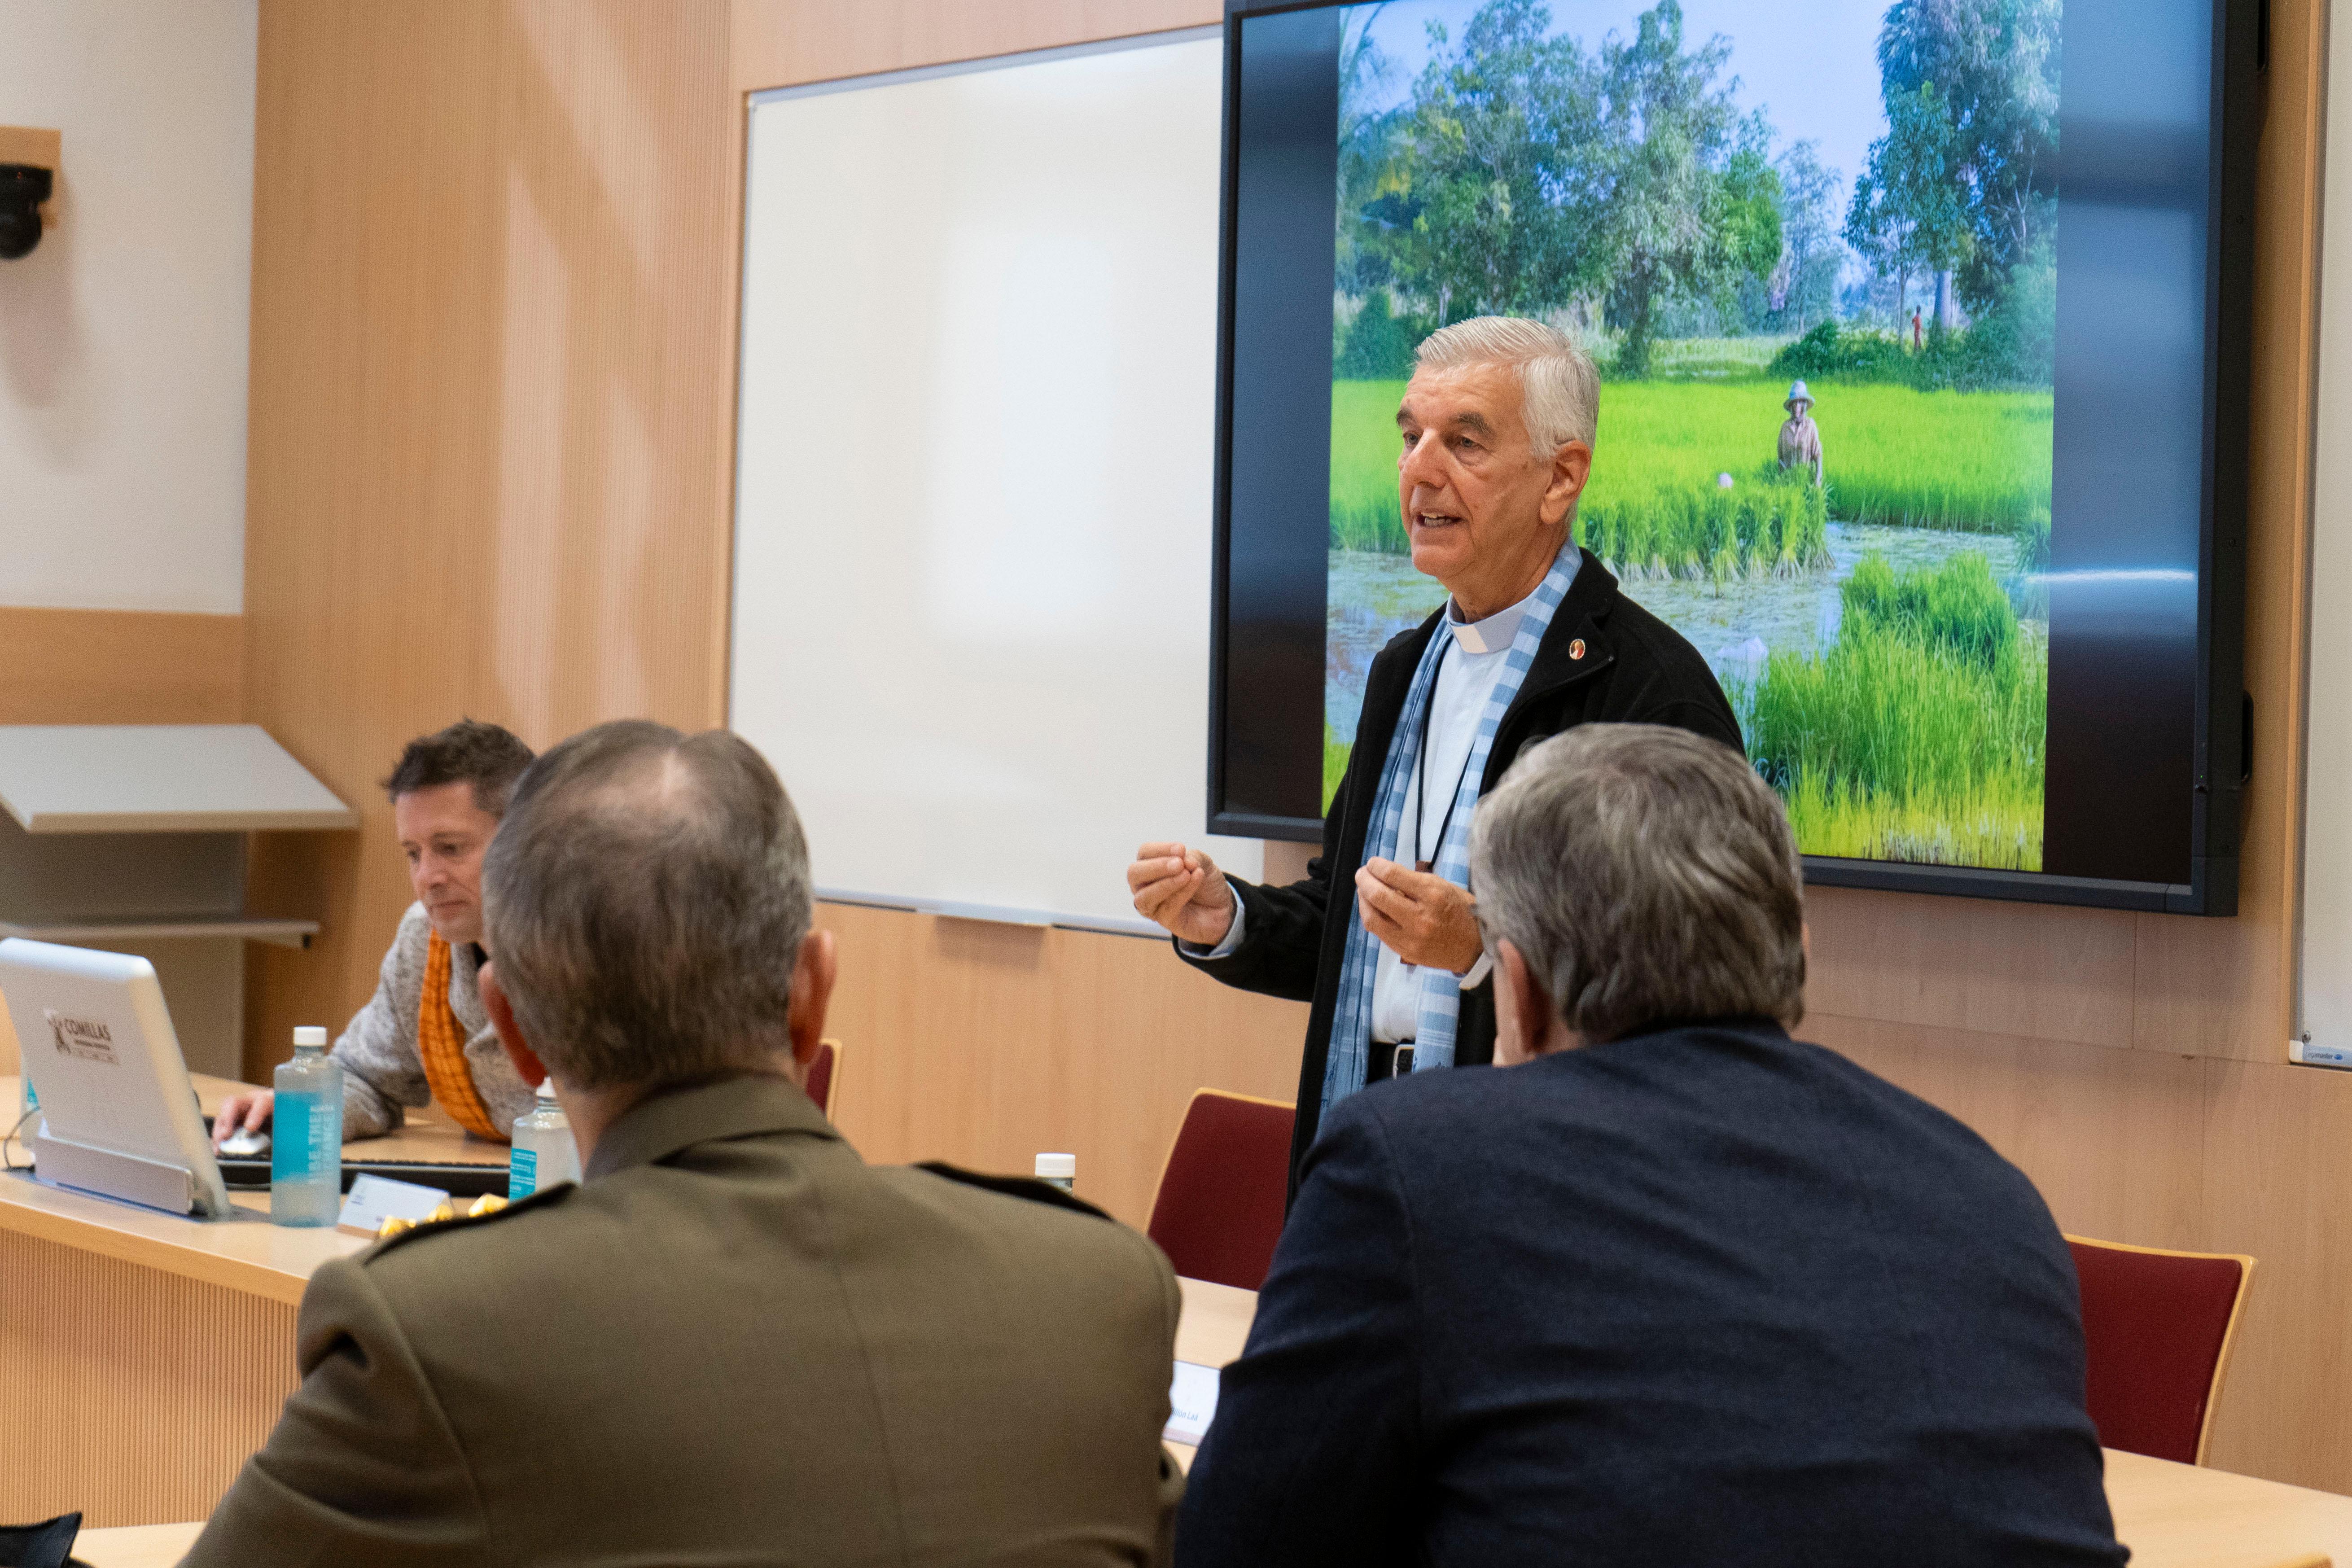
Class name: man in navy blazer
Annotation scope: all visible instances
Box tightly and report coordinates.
[1175,725,2125,1568]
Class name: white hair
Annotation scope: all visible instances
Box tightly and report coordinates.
[1415,316,1600,453]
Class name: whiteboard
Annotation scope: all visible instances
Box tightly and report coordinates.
[729,30,1262,935]
[2298,9,2352,1064]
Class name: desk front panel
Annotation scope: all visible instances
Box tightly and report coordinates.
[0,1226,294,1527]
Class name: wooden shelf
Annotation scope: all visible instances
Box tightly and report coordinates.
[0,916,319,950]
[0,725,355,834]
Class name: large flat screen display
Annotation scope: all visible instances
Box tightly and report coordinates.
[1211,0,2257,912]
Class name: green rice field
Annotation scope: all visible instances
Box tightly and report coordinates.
[1744,553,2045,870]
[1329,378,2054,559]
[1323,372,2051,868]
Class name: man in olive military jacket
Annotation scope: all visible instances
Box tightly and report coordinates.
[187,723,1183,1568]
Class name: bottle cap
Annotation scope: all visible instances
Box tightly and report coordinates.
[291,1026,328,1049]
[537,1078,558,1101]
[1034,1152,1076,1181]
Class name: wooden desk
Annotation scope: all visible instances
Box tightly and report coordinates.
[72,1521,204,1568]
[2107,1448,2352,1568]
[38,1252,2352,1564]
[0,1073,502,1527]
[1170,1282,2352,1566]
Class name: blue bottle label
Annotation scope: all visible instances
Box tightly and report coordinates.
[273,1095,315,1183]
[508,1147,538,1201]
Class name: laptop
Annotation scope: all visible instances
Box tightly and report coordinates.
[0,937,234,1219]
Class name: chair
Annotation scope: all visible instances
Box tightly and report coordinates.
[2067,1234,2256,1465]
[1146,1090,1295,1291]
[804,1038,843,1119]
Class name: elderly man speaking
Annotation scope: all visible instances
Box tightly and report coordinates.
[1128,317,1739,1172]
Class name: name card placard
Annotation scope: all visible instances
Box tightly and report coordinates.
[1164,1360,1221,1448]
[336,1173,449,1237]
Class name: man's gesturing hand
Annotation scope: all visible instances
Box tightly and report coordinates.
[1355,858,1485,974]
[1128,842,1238,947]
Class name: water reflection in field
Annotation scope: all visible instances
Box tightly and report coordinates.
[1324,523,2041,742]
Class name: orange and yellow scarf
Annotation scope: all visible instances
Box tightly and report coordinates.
[419,931,508,1142]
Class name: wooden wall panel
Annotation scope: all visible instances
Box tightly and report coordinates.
[818,902,1304,1228]
[2199,1059,2352,1489]
[1805,889,2139,1049]
[0,608,242,727]
[0,1229,295,1527]
[1810,1016,2210,1248]
[730,0,1221,94]
[241,0,740,1077]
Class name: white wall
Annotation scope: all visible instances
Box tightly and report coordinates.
[0,0,256,614]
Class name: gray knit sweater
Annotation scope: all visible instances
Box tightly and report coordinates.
[330,902,536,1139]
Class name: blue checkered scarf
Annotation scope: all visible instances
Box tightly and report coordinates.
[1319,541,1578,1115]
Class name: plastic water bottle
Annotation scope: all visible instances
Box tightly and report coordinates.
[1034,1152,1076,1193]
[508,1079,580,1199]
[271,1026,343,1227]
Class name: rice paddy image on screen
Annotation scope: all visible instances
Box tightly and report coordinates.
[1324,0,2056,870]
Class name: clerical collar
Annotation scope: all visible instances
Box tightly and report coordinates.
[1446,583,1541,656]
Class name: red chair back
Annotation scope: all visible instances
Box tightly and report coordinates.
[1147,1090,1295,1291]
[2067,1235,2255,1464]
[804,1039,840,1118]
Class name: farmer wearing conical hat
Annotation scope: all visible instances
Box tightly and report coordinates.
[1778,379,1823,486]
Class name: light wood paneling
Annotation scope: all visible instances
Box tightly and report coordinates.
[730,0,1220,94]
[1805,889,2138,1048]
[241,0,740,1079]
[1808,1014,2209,1247]
[818,902,1303,1228]
[2196,1057,2352,1490]
[0,1228,295,1527]
[0,127,61,170]
[0,608,242,727]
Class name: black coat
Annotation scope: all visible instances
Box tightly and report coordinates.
[1174,1019,2127,1568]
[1179,549,1743,1176]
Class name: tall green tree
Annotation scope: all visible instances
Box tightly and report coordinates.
[1870,0,2060,311]
[1596,1,1782,377]
[1765,140,1845,333]
[1844,81,1975,318]
[1380,0,1612,324]
[1337,6,1405,296]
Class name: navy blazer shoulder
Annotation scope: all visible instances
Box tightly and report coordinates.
[1176,1019,2126,1568]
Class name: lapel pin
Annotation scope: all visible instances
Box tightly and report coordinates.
[1569,638,1586,661]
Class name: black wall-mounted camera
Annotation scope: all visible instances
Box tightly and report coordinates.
[0,164,53,261]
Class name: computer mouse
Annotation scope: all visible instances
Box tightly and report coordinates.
[219,1128,271,1159]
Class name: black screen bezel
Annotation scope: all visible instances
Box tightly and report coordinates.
[1206,0,2258,915]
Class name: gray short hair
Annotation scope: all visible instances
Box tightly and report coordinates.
[482,721,814,1091]
[1416,316,1600,453]
[1470,724,1805,1043]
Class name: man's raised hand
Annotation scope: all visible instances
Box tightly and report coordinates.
[1128,842,1238,947]
[1354,858,1485,973]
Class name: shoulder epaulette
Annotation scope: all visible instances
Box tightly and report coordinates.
[361,1181,576,1261]
[915,1161,1112,1221]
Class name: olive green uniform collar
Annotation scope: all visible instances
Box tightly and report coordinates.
[584,1071,840,1180]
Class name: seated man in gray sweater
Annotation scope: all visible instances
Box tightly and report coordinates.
[212,719,539,1145]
